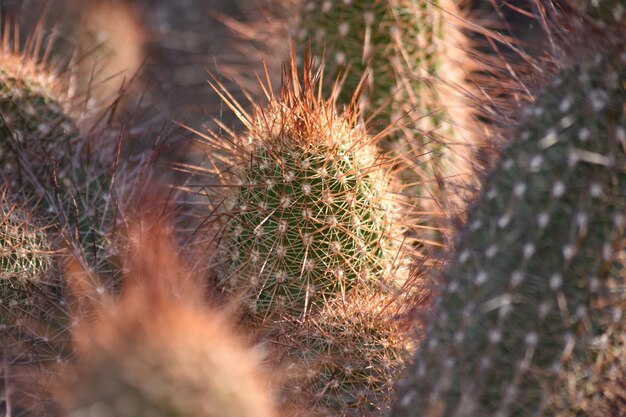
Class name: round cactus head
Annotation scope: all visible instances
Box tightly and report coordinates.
[202,57,413,322]
[391,34,626,417]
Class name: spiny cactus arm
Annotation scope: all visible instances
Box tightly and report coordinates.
[391,40,626,417]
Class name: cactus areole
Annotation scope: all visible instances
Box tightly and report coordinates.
[392,38,626,417]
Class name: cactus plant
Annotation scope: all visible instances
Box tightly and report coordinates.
[204,58,413,322]
[61,223,278,417]
[271,290,412,417]
[391,30,626,417]
[295,0,475,207]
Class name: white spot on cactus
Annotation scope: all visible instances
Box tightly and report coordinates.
[588,276,600,293]
[498,214,511,229]
[549,273,562,290]
[335,52,346,64]
[302,183,312,195]
[326,215,337,226]
[529,155,543,171]
[559,96,573,112]
[538,301,551,318]
[525,332,538,347]
[303,259,316,272]
[510,270,524,287]
[485,245,497,259]
[578,128,590,142]
[469,220,482,231]
[250,250,260,264]
[330,241,341,253]
[363,11,375,25]
[454,331,465,344]
[284,171,295,183]
[551,181,565,197]
[602,243,613,260]
[302,208,312,220]
[589,89,608,111]
[448,280,459,293]
[277,220,287,234]
[265,179,275,189]
[502,158,514,170]
[276,245,286,259]
[338,22,350,37]
[537,212,550,228]
[280,196,291,208]
[475,271,488,285]
[486,188,497,200]
[562,245,576,261]
[276,270,287,283]
[513,183,526,198]
[590,183,602,197]
[458,250,470,264]
[613,307,623,322]
[321,0,332,13]
[523,243,535,259]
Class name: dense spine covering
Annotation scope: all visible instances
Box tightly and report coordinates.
[210,59,411,322]
[271,291,411,417]
[391,28,626,417]
[295,0,475,208]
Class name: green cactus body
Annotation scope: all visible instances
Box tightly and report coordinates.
[273,292,411,417]
[296,0,473,205]
[215,67,408,322]
[391,38,626,417]
[571,0,625,24]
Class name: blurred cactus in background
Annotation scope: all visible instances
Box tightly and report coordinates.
[294,0,477,214]
[391,6,626,417]
[60,221,278,417]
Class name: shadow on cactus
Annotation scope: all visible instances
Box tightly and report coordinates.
[391,17,626,417]
[185,53,421,323]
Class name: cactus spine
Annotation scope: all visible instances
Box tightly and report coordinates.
[391,26,626,417]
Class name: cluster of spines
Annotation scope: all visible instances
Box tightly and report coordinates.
[391,10,626,417]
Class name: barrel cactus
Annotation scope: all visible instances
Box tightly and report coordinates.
[391,32,626,417]
[208,60,412,322]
